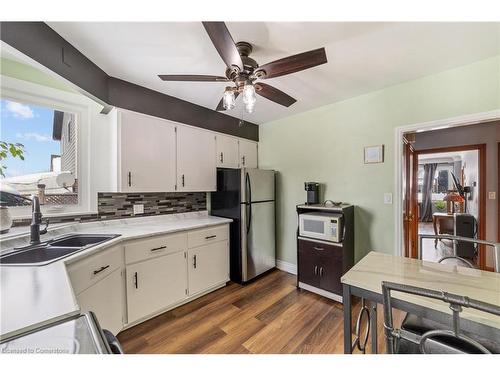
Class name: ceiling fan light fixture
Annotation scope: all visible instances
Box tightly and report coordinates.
[242,82,256,106]
[245,101,255,114]
[222,88,236,110]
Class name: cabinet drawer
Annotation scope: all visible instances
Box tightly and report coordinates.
[298,238,342,259]
[124,232,187,264]
[187,225,228,249]
[67,246,123,295]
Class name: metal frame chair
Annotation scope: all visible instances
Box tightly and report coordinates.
[382,281,500,354]
[417,233,500,272]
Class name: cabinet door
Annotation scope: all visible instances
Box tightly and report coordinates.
[238,139,258,168]
[319,251,343,295]
[76,268,124,335]
[298,251,320,288]
[119,110,176,192]
[126,251,187,323]
[176,125,216,191]
[188,241,229,296]
[216,134,239,168]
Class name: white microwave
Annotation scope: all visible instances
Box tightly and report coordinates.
[299,212,343,243]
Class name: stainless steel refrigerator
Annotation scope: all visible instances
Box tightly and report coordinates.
[210,168,276,283]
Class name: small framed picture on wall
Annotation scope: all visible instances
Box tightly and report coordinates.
[364,145,384,164]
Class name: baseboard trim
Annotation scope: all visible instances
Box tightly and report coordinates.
[276,259,297,275]
[298,282,343,303]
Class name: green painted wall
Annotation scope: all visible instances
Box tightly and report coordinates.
[1,57,74,92]
[259,55,500,265]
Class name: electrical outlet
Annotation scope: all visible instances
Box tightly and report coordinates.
[384,193,393,205]
[133,204,144,215]
[488,192,496,200]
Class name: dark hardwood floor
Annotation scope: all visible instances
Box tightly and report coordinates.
[117,269,403,354]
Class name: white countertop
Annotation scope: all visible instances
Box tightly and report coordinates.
[341,251,500,330]
[0,211,232,341]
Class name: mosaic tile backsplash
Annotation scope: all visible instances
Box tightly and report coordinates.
[97,192,207,219]
[12,192,207,227]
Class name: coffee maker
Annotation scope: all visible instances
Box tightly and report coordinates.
[304,182,320,205]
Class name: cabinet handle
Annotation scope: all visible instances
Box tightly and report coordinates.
[242,155,246,166]
[205,235,217,240]
[182,174,185,187]
[93,265,110,275]
[319,267,324,277]
[220,152,224,163]
[150,245,167,252]
[128,171,132,187]
[314,265,318,275]
[193,255,197,269]
[134,272,138,289]
[313,246,324,251]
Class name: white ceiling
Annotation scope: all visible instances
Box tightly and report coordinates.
[47,22,500,124]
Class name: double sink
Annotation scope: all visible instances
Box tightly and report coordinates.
[0,234,120,266]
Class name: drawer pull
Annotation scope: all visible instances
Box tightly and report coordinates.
[205,235,217,240]
[134,272,138,289]
[313,247,324,251]
[93,265,110,275]
[150,245,167,252]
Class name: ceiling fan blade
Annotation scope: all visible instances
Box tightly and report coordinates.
[255,83,297,107]
[255,48,327,79]
[202,22,243,71]
[216,91,240,111]
[158,74,228,82]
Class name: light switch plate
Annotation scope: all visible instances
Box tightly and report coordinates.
[384,193,393,205]
[488,192,496,200]
[133,204,144,215]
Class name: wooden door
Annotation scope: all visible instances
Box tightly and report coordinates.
[238,139,258,168]
[216,134,239,168]
[402,135,418,258]
[119,110,176,192]
[176,125,217,191]
[126,251,187,323]
[76,268,124,335]
[188,241,229,296]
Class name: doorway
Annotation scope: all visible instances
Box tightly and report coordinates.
[413,144,486,268]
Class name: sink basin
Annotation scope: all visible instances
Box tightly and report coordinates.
[0,234,120,266]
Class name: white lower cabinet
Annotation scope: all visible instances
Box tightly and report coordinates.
[126,251,188,323]
[75,268,124,335]
[68,224,230,333]
[188,240,229,296]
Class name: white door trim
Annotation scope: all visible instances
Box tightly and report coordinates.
[394,109,500,257]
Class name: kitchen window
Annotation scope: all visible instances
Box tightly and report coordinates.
[0,99,79,208]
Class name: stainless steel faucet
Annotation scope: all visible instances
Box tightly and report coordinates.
[30,196,48,245]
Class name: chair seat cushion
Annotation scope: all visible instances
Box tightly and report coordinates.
[400,313,500,354]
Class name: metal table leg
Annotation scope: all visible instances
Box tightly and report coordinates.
[343,284,353,354]
[370,301,378,353]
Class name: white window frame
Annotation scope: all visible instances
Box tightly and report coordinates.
[1,75,93,219]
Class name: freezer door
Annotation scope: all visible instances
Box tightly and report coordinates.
[241,168,275,203]
[241,201,276,281]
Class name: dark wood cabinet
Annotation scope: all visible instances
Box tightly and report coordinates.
[296,204,354,302]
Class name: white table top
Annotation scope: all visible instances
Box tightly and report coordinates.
[341,252,500,330]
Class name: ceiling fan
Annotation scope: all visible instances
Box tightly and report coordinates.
[158,22,328,114]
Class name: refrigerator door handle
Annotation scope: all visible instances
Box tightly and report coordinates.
[246,172,252,234]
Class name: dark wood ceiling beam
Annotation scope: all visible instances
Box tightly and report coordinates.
[0,22,258,141]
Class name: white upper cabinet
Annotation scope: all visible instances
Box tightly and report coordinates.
[238,139,258,168]
[118,110,176,192]
[176,126,216,191]
[215,134,239,169]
